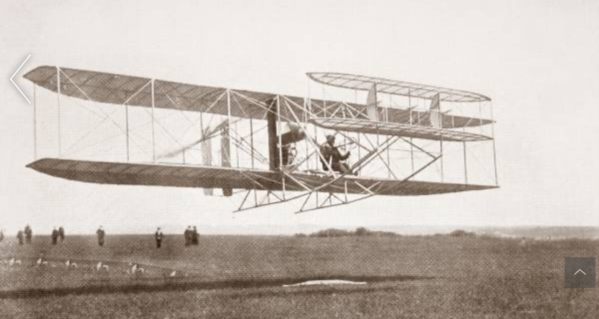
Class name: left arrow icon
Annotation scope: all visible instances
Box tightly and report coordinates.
[10,54,32,105]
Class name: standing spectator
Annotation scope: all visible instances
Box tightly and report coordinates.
[184,226,192,247]
[0,229,4,242]
[154,227,164,248]
[96,226,105,247]
[51,227,59,245]
[192,226,199,246]
[17,230,24,245]
[24,225,32,244]
[58,226,65,242]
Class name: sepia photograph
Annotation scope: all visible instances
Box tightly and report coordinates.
[0,0,598,318]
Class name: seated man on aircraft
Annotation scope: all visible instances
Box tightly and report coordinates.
[320,134,353,174]
[281,144,297,167]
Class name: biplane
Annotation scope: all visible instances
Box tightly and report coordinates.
[24,66,498,213]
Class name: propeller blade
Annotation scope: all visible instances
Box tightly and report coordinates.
[157,119,231,159]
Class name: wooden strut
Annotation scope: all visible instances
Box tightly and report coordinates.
[56,67,61,157]
[490,102,499,186]
[230,90,451,214]
[235,91,336,174]
[33,84,37,160]
[58,69,146,158]
[295,181,381,214]
[28,69,497,215]
[230,93,349,212]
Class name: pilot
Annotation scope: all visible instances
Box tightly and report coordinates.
[281,144,297,167]
[319,135,353,174]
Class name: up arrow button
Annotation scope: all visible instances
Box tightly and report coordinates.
[565,257,595,288]
[574,269,587,276]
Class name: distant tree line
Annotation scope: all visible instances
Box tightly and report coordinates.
[294,228,480,238]
[295,227,399,238]
[447,230,477,237]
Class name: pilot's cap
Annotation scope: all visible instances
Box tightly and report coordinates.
[326,134,335,142]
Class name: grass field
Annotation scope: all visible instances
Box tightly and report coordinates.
[0,233,598,318]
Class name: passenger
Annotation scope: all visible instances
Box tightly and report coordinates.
[155,227,163,249]
[17,230,24,245]
[24,225,32,244]
[58,226,65,242]
[319,135,353,174]
[96,226,105,247]
[51,227,59,245]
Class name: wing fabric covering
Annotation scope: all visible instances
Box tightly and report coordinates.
[23,66,493,128]
[27,158,496,196]
[307,72,491,102]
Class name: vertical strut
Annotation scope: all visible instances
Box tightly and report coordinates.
[276,95,285,199]
[151,79,156,162]
[303,97,309,171]
[56,67,62,157]
[249,117,255,169]
[234,121,240,168]
[125,103,130,162]
[438,98,444,182]
[440,138,444,182]
[33,84,37,160]
[463,141,468,184]
[267,99,278,170]
[313,125,319,170]
[322,86,326,117]
[490,102,499,185]
[386,94,391,178]
[408,90,414,173]
[355,90,361,172]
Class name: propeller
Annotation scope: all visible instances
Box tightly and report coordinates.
[157,119,231,159]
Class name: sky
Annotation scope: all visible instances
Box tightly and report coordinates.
[1,0,598,234]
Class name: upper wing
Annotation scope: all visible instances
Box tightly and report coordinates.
[24,66,493,128]
[307,72,491,102]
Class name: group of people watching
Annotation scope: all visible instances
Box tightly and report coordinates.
[184,226,200,247]
[6,225,202,249]
[16,225,33,245]
[51,226,66,245]
[154,226,201,248]
[11,225,66,245]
